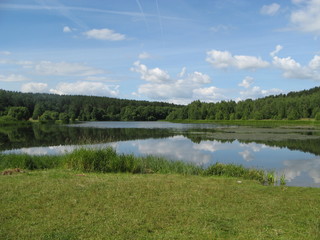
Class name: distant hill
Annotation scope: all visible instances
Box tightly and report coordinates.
[166,87,320,121]
[0,89,182,121]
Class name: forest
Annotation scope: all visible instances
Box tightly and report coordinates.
[0,90,181,123]
[166,87,320,121]
[1,86,320,122]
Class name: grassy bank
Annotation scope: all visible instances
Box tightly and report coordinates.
[0,148,282,185]
[168,119,320,128]
[1,169,319,240]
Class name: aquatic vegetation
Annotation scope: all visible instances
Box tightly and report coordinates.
[0,147,285,185]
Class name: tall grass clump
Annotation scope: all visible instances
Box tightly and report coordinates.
[63,147,202,175]
[0,153,61,170]
[63,148,141,173]
[204,162,270,184]
[1,147,285,185]
[139,155,202,175]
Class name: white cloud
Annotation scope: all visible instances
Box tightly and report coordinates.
[21,82,48,93]
[239,150,254,162]
[0,51,11,55]
[63,26,72,33]
[131,61,171,83]
[138,52,151,59]
[206,50,269,70]
[273,55,320,80]
[238,76,282,99]
[83,28,126,41]
[240,86,282,99]
[238,76,254,88]
[49,81,119,97]
[193,87,226,101]
[34,61,104,76]
[290,0,320,34]
[187,71,211,84]
[260,3,280,16]
[131,62,223,103]
[270,44,283,57]
[0,74,28,82]
[178,67,187,77]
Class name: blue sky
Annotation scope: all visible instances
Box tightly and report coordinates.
[0,0,320,104]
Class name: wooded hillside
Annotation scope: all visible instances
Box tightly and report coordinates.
[1,86,320,122]
[0,90,181,122]
[166,87,320,121]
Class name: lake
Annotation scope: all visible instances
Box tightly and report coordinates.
[1,121,320,187]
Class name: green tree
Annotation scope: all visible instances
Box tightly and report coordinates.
[315,112,320,121]
[7,106,30,120]
[59,113,69,124]
[287,109,299,120]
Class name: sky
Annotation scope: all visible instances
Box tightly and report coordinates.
[0,0,320,104]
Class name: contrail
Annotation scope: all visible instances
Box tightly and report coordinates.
[34,0,88,29]
[155,0,164,47]
[136,0,149,30]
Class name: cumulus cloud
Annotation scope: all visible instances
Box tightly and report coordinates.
[138,52,151,59]
[260,3,280,16]
[290,0,320,34]
[193,87,226,101]
[270,44,283,57]
[49,81,119,97]
[21,82,49,93]
[131,61,171,83]
[131,61,224,103]
[240,86,282,99]
[83,28,126,41]
[206,50,269,70]
[34,61,104,76]
[63,26,72,33]
[238,76,254,88]
[238,76,282,99]
[273,55,320,80]
[0,74,28,82]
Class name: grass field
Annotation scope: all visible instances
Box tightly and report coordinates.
[1,148,319,239]
[1,169,319,240]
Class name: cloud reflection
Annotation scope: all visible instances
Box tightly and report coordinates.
[283,158,320,184]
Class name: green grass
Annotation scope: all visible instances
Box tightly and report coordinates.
[0,169,319,240]
[0,147,281,185]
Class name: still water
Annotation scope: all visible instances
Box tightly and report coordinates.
[1,121,320,187]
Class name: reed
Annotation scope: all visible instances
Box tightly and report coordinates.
[0,147,284,185]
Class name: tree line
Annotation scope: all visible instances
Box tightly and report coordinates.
[0,90,181,123]
[1,86,320,123]
[166,87,320,121]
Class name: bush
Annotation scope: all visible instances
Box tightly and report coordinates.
[59,113,69,124]
[315,112,320,121]
[7,107,30,120]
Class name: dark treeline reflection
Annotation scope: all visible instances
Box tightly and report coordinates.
[183,131,320,156]
[1,123,320,156]
[0,124,175,151]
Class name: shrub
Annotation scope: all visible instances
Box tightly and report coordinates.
[7,107,30,120]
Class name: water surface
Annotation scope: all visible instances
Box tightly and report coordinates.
[1,121,320,187]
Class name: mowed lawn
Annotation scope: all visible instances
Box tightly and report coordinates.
[1,170,319,240]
